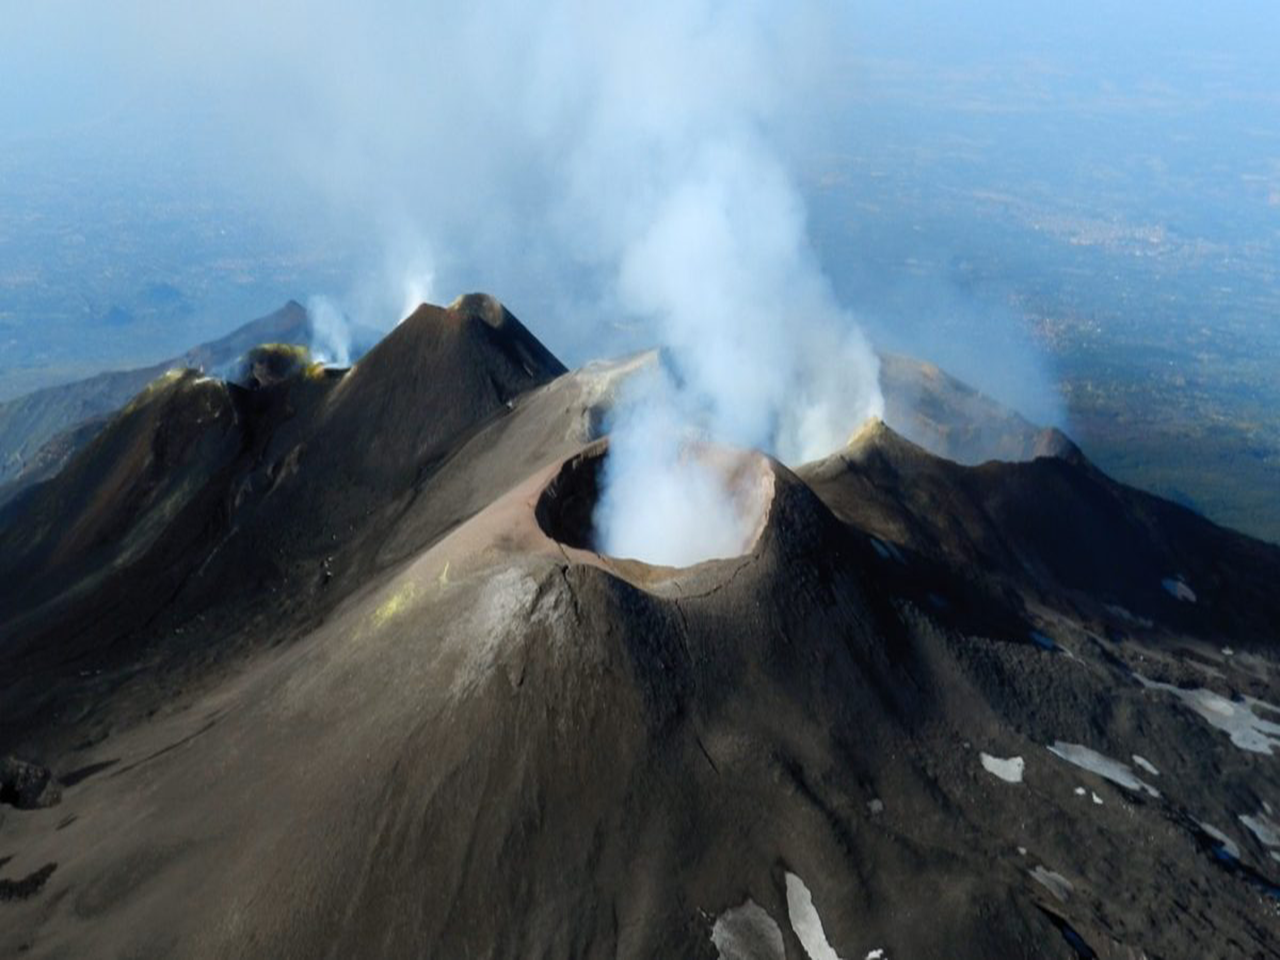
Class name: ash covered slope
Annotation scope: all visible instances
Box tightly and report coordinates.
[0,295,568,754]
[0,300,368,501]
[803,420,1280,647]
[2,298,1280,959]
[877,352,1046,465]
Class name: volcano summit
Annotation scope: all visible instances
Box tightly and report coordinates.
[1,296,1279,959]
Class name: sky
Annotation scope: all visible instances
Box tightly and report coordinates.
[1,1,1277,419]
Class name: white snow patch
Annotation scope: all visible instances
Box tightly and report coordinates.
[1162,577,1197,602]
[1196,821,1241,860]
[1240,813,1280,849]
[1029,866,1074,903]
[1074,787,1086,797]
[1091,792,1104,805]
[785,873,847,960]
[1136,674,1280,755]
[866,798,884,815]
[1131,754,1160,776]
[1047,742,1160,798]
[865,951,886,960]
[1017,846,1027,856]
[980,753,1025,784]
[711,898,785,960]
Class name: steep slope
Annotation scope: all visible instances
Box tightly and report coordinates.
[0,295,573,758]
[802,419,1280,647]
[878,352,1045,465]
[0,301,312,494]
[2,298,1280,959]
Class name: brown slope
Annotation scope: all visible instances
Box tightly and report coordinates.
[0,368,316,753]
[5,308,1280,958]
[0,371,244,612]
[801,419,1280,648]
[0,296,575,760]
[0,445,1041,959]
[0,301,311,493]
[180,293,573,628]
[5,431,1279,958]
[291,292,566,496]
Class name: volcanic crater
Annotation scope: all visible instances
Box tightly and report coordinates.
[534,438,776,570]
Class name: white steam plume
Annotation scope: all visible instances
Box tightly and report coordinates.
[305,295,352,367]
[595,365,767,568]
[594,141,883,563]
[615,142,883,462]
[306,234,436,360]
[398,259,436,326]
[93,1,884,562]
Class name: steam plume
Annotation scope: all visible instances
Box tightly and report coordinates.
[306,296,352,367]
[95,1,885,562]
[594,140,883,562]
[595,365,769,568]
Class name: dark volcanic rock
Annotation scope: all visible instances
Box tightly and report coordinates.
[0,757,61,809]
[0,863,57,902]
[0,297,1278,959]
[0,300,313,496]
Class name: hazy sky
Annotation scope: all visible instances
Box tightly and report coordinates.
[2,1,1277,422]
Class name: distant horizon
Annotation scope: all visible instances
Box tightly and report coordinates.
[2,1,1277,538]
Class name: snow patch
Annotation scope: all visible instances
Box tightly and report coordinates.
[1131,754,1160,776]
[785,873,847,960]
[865,951,887,960]
[1162,577,1197,602]
[1136,674,1280,755]
[1030,866,1073,903]
[980,753,1025,784]
[1047,742,1160,798]
[1196,821,1241,860]
[1240,813,1280,850]
[711,898,785,960]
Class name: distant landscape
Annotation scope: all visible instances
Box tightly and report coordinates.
[807,49,1280,543]
[2,42,1277,542]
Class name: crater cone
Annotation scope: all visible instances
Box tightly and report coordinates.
[534,439,775,568]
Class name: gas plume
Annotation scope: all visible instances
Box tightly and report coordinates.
[91,1,885,562]
[305,296,352,367]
